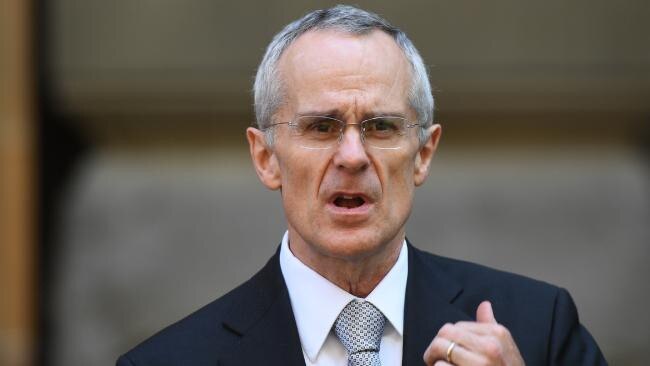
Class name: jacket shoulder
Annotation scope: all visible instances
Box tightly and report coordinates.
[117,254,282,366]
[411,246,607,364]
[414,247,561,301]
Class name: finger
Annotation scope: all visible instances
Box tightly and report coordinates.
[437,322,494,354]
[454,321,517,358]
[424,336,486,366]
[476,301,497,324]
[445,340,488,365]
[454,321,503,335]
[433,361,453,366]
[423,336,448,365]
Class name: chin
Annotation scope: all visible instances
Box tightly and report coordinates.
[314,226,400,262]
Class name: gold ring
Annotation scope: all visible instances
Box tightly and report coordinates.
[446,341,457,363]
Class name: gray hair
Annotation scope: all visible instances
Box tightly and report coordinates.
[253,5,434,145]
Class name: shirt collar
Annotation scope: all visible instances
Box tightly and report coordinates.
[279,231,408,363]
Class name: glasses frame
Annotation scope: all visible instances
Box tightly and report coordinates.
[266,115,421,150]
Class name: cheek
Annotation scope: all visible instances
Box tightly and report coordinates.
[381,149,416,181]
[380,155,416,210]
[278,151,326,202]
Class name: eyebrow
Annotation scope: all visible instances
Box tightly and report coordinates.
[295,109,340,118]
[366,111,408,119]
[295,109,408,120]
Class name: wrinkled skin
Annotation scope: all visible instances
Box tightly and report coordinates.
[248,29,440,296]
[247,29,524,365]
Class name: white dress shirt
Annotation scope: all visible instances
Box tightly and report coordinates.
[279,231,408,366]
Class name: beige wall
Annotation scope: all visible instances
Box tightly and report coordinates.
[5,1,649,365]
[0,0,36,365]
[47,0,649,142]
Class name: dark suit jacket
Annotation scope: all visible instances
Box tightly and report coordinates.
[117,243,606,365]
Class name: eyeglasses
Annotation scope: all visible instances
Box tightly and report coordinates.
[266,116,420,150]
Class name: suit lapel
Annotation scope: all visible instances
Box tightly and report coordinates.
[402,244,472,366]
[219,250,306,366]
[217,243,471,365]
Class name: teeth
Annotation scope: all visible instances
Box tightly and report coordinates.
[342,195,355,199]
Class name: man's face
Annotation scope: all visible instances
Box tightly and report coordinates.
[248,29,440,265]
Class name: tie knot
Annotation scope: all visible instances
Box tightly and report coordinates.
[334,300,386,357]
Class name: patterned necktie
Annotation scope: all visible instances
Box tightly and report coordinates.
[334,300,386,366]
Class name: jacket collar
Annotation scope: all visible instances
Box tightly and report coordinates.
[402,241,471,365]
[219,248,306,366]
[218,242,470,366]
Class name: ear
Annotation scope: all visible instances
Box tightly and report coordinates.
[247,127,282,190]
[414,124,441,186]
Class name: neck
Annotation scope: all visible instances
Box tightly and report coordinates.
[288,231,404,298]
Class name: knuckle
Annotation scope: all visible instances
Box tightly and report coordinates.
[455,320,469,327]
[432,336,446,350]
[422,351,431,365]
[423,337,443,363]
[423,343,433,359]
[438,323,455,337]
[423,345,434,364]
[494,324,510,338]
[483,339,503,360]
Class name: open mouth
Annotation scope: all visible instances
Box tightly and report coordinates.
[333,195,366,209]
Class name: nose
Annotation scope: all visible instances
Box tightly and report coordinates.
[332,124,370,172]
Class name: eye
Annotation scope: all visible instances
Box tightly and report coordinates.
[311,120,336,133]
[364,118,401,133]
[293,117,342,140]
[299,117,340,134]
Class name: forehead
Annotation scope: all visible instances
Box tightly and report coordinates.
[277,29,412,116]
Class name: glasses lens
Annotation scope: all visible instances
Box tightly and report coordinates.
[291,116,343,149]
[287,115,415,149]
[362,117,409,149]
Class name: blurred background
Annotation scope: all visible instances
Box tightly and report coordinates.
[1,0,649,365]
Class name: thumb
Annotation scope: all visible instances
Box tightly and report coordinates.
[476,301,497,324]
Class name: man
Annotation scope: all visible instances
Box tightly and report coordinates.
[117,5,606,365]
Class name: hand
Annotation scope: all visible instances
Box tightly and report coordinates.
[423,301,525,365]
